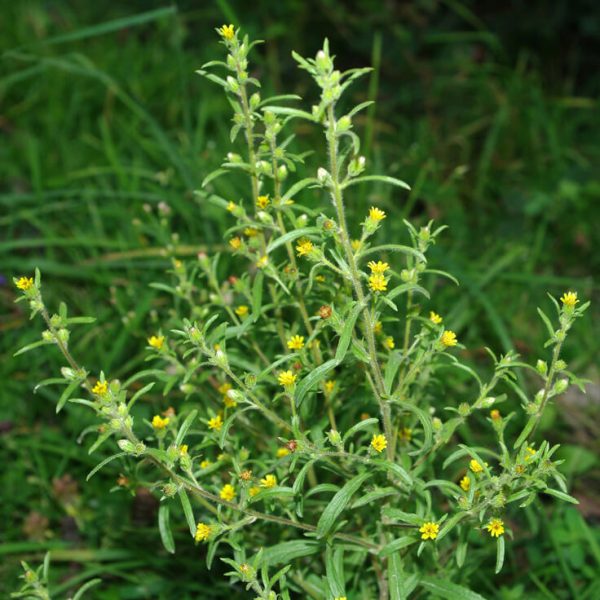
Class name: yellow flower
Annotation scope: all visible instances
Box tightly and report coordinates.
[460,475,471,492]
[398,427,412,443]
[490,409,501,420]
[368,207,386,222]
[200,459,211,469]
[92,380,108,396]
[429,311,443,325]
[195,522,212,542]
[249,486,261,497]
[148,335,164,350]
[315,274,325,282]
[287,335,305,350]
[367,260,389,274]
[368,273,387,293]
[334,597,347,600]
[256,195,270,209]
[485,518,505,538]
[15,276,34,291]
[208,414,223,431]
[276,448,290,458]
[218,382,232,395]
[525,447,536,461]
[256,255,268,269]
[371,434,387,453]
[470,459,484,473]
[384,336,395,350]
[260,474,277,488]
[296,239,314,257]
[235,305,249,317]
[351,239,362,252]
[373,321,383,334]
[278,370,297,387]
[152,415,170,429]
[441,330,458,347]
[179,444,188,456]
[220,484,236,502]
[560,291,578,308]
[324,380,335,395]
[226,201,236,212]
[229,236,242,250]
[218,24,235,41]
[419,521,439,541]
[223,394,237,408]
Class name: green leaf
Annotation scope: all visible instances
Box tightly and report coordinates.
[387,283,430,302]
[86,452,126,481]
[219,406,254,448]
[316,472,372,538]
[281,177,319,202]
[342,418,379,442]
[343,174,410,191]
[266,226,320,253]
[251,271,264,322]
[14,339,51,357]
[382,508,422,526]
[384,351,403,394]
[259,540,320,566]
[380,537,418,558]
[127,382,155,409]
[260,105,315,122]
[335,301,364,362]
[178,488,196,537]
[388,550,405,600]
[359,244,426,263]
[513,416,537,449]
[158,504,175,554]
[420,577,488,600]
[295,359,338,408]
[175,409,198,446]
[56,380,81,413]
[392,401,433,453]
[325,546,345,597]
[71,578,102,600]
[542,488,579,504]
[437,512,468,541]
[536,307,555,340]
[495,536,505,574]
[376,461,413,487]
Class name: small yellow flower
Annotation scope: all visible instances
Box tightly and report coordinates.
[208,414,223,431]
[200,459,211,469]
[245,228,260,238]
[195,522,212,542]
[560,291,578,308]
[441,330,458,347]
[419,521,440,541]
[220,484,236,502]
[15,276,34,291]
[276,447,290,458]
[148,335,164,350]
[256,255,268,269]
[525,447,536,461]
[368,260,389,274]
[218,24,235,41]
[351,239,362,252]
[429,311,443,325]
[485,518,505,538]
[460,475,471,492]
[179,444,188,456]
[152,415,170,429]
[315,274,325,282]
[235,305,249,317]
[249,486,261,497]
[470,459,484,473]
[490,409,501,420]
[368,207,386,222]
[218,382,232,395]
[296,239,314,257]
[229,236,242,250]
[223,394,237,408]
[368,273,387,293]
[256,195,270,209]
[324,380,335,395]
[92,380,108,396]
[226,201,236,212]
[334,597,347,600]
[278,370,297,387]
[371,434,387,453]
[384,336,395,350]
[287,335,305,351]
[373,321,383,334]
[398,427,412,443]
[260,474,277,488]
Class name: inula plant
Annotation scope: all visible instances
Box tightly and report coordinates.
[12,25,590,600]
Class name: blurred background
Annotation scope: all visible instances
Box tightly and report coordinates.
[1,1,599,598]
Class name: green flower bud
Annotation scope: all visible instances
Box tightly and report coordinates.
[336,115,351,133]
[327,429,342,446]
[117,439,137,453]
[553,378,568,394]
[250,92,261,109]
[458,402,471,417]
[555,359,567,371]
[162,482,178,498]
[536,360,548,375]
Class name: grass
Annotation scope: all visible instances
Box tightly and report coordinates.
[1,1,599,597]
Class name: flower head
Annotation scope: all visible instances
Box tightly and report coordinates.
[287,335,305,351]
[351,239,362,252]
[226,201,236,212]
[195,522,212,542]
[371,434,387,453]
[218,24,235,41]
[148,335,164,350]
[419,521,439,541]
[15,276,34,291]
[179,444,188,456]
[384,336,395,350]
[441,330,458,347]
[368,260,389,274]
[460,475,471,492]
[235,305,249,317]
[296,239,314,257]
[485,518,505,538]
[260,474,277,488]
[249,486,261,497]
[200,459,211,469]
[152,415,170,430]
[368,207,386,222]
[368,273,387,293]
[220,484,236,502]
[208,414,223,431]
[256,255,268,269]
[92,380,108,396]
[229,237,242,250]
[398,427,412,443]
[373,321,383,334]
[276,447,290,458]
[244,227,259,237]
[278,370,297,387]
[324,380,335,395]
[470,459,484,473]
[429,311,443,325]
[490,409,501,420]
[525,446,536,461]
[256,195,270,209]
[560,291,578,308]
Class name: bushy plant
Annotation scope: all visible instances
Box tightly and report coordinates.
[12,25,589,599]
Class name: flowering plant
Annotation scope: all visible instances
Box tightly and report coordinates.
[12,25,589,599]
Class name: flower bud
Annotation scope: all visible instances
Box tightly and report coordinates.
[555,359,567,371]
[536,360,548,375]
[317,167,329,183]
[553,378,568,394]
[117,439,137,453]
[163,482,178,498]
[458,402,471,417]
[226,76,239,94]
[327,429,342,446]
[277,165,288,180]
[295,214,308,228]
[42,330,54,342]
[336,115,351,133]
[250,92,261,109]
